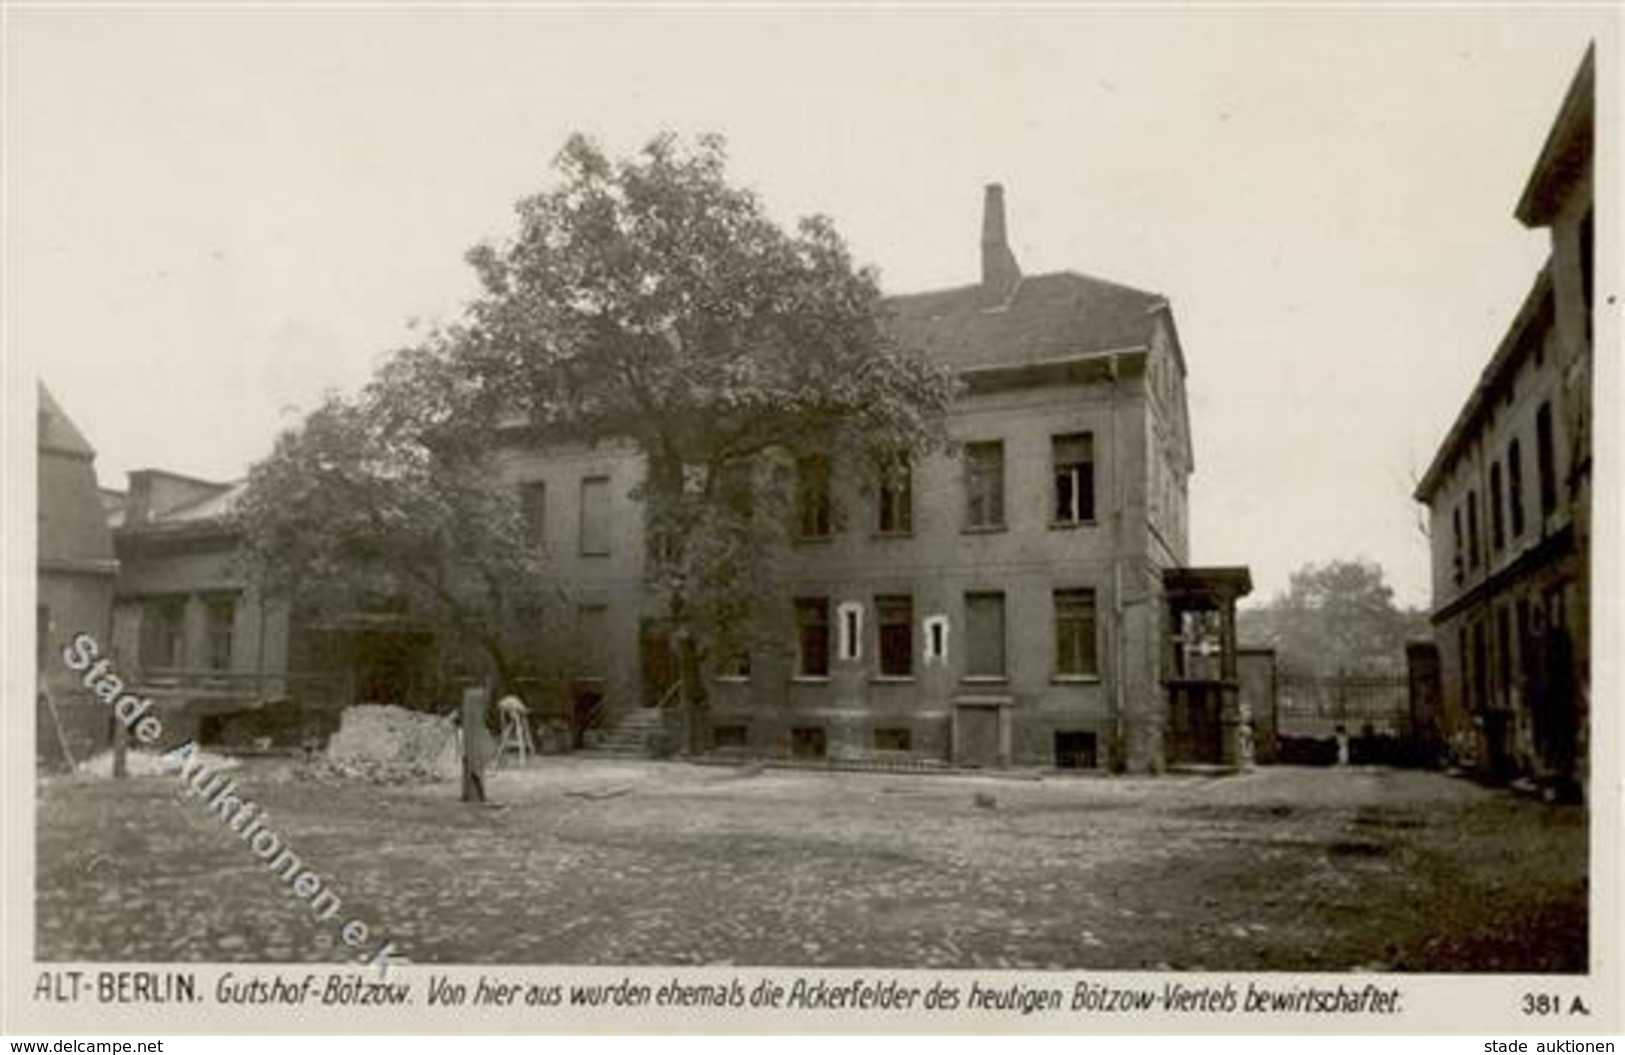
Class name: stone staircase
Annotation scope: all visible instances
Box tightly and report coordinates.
[581,706,670,756]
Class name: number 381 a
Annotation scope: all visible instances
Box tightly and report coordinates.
[1522,993,1590,1016]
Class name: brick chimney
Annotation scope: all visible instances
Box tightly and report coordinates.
[980,183,1022,302]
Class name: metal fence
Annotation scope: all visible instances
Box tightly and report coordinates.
[1274,671,1412,739]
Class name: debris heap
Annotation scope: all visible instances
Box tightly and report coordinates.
[317,704,460,784]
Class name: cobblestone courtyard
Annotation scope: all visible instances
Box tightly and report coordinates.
[37,761,1587,972]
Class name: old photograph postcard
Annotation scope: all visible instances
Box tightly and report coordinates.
[3,2,1619,1037]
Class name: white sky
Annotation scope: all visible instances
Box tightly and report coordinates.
[5,7,1612,609]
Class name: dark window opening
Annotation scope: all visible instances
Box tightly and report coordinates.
[1467,491,1481,569]
[1054,588,1099,677]
[579,476,611,556]
[1536,402,1558,517]
[1489,463,1506,552]
[1055,731,1099,770]
[794,598,831,678]
[790,726,827,759]
[712,725,748,750]
[1580,207,1594,343]
[1452,507,1465,584]
[519,481,547,547]
[876,595,914,677]
[204,596,235,671]
[964,591,1007,678]
[140,597,186,670]
[876,458,913,535]
[796,454,833,538]
[1052,432,1096,524]
[964,441,1005,529]
[1507,439,1525,538]
[874,728,912,752]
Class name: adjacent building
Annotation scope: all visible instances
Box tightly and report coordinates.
[36,385,119,764]
[499,185,1253,772]
[1413,47,1593,794]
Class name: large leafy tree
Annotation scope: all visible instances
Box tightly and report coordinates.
[1238,559,1428,677]
[233,338,549,693]
[448,133,958,746]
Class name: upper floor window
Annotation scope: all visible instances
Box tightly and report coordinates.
[1536,401,1558,518]
[1507,438,1525,539]
[1052,433,1096,524]
[796,454,833,539]
[1452,506,1465,585]
[875,458,913,535]
[519,481,547,548]
[1054,588,1098,677]
[964,441,1005,530]
[203,595,235,671]
[876,595,914,677]
[1489,463,1506,553]
[964,591,1007,678]
[1466,490,1481,570]
[579,476,611,556]
[794,598,831,678]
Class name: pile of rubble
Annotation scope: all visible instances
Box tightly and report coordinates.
[312,704,460,784]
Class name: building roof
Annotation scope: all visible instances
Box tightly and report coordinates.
[37,385,118,572]
[37,383,96,460]
[882,270,1167,373]
[1516,44,1595,228]
[1414,263,1554,502]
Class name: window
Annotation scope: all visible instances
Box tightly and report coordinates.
[1052,433,1096,524]
[837,601,863,662]
[1452,506,1465,584]
[1495,605,1513,709]
[140,597,186,670]
[1507,439,1526,539]
[1055,731,1098,770]
[876,595,914,677]
[203,596,235,671]
[519,481,547,547]
[794,598,831,678]
[790,727,827,759]
[796,454,833,538]
[579,476,611,556]
[718,460,754,520]
[1458,627,1472,711]
[712,725,748,750]
[1466,491,1481,570]
[923,615,949,664]
[1489,463,1506,553]
[576,604,608,675]
[874,728,912,752]
[964,591,1007,678]
[1054,589,1098,677]
[876,458,913,535]
[964,441,1005,529]
[717,643,751,681]
[1536,402,1557,517]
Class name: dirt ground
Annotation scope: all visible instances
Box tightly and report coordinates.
[35,759,1588,972]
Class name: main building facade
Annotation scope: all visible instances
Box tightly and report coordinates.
[498,186,1220,773]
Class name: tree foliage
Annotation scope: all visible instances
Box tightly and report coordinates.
[1237,559,1428,677]
[444,133,959,739]
[232,336,548,691]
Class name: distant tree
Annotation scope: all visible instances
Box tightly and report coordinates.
[233,342,549,694]
[1238,559,1428,677]
[445,133,958,749]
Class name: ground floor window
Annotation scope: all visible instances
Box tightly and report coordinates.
[712,725,748,750]
[790,726,827,759]
[873,727,912,752]
[794,598,831,677]
[876,595,914,677]
[1055,730,1099,769]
